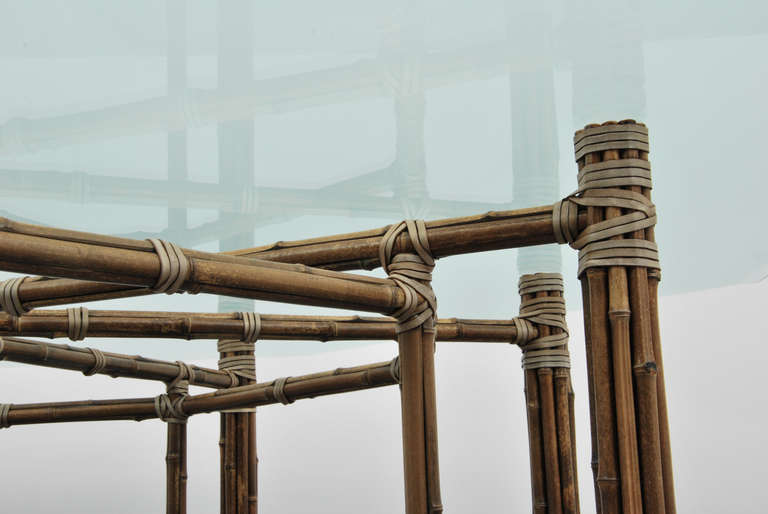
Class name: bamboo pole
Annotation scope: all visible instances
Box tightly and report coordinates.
[0,206,586,313]
[0,221,403,314]
[568,120,673,513]
[517,273,580,514]
[0,310,529,343]
[217,335,257,514]
[398,325,428,514]
[1,359,400,427]
[648,271,675,514]
[0,336,233,388]
[166,413,188,514]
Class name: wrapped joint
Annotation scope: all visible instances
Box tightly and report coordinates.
[155,361,192,423]
[552,122,660,276]
[0,403,11,429]
[67,306,89,341]
[218,312,260,411]
[82,347,107,376]
[0,277,29,317]
[389,356,401,383]
[272,376,294,405]
[147,238,191,294]
[379,219,437,333]
[517,273,570,370]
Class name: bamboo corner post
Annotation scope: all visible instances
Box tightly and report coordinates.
[217,312,260,514]
[158,363,193,514]
[554,120,675,513]
[516,273,579,514]
[380,220,443,514]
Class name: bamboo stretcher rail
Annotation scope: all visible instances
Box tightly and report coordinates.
[0,336,234,388]
[0,359,399,427]
[0,217,404,314]
[0,310,531,343]
[0,206,586,314]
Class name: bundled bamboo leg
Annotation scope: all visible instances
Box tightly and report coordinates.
[381,220,443,514]
[517,273,579,514]
[217,314,259,514]
[554,120,674,513]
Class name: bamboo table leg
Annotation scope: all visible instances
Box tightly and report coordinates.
[518,273,580,514]
[561,120,675,514]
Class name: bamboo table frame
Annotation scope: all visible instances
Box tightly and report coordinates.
[0,120,675,514]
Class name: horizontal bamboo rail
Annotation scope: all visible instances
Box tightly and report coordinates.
[0,217,403,314]
[0,310,531,343]
[0,336,234,388]
[3,360,399,427]
[1,206,586,313]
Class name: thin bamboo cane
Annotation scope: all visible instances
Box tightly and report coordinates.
[549,286,578,514]
[225,414,237,514]
[525,366,547,514]
[0,336,232,388]
[0,310,528,343]
[535,288,563,514]
[568,378,580,512]
[1,206,587,312]
[583,268,621,512]
[220,415,226,514]
[554,368,578,514]
[166,417,187,514]
[248,410,258,514]
[648,272,675,514]
[3,359,400,426]
[623,138,665,513]
[398,325,428,514]
[579,278,602,514]
[236,412,249,514]
[0,224,403,314]
[421,320,443,513]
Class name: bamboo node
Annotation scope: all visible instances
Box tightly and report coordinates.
[66,306,89,341]
[379,219,437,333]
[517,273,570,369]
[154,394,188,424]
[146,238,191,294]
[0,403,11,429]
[0,276,29,317]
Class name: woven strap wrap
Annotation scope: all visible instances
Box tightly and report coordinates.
[0,277,29,317]
[379,219,437,333]
[67,306,89,341]
[155,361,192,423]
[218,312,260,412]
[553,123,659,277]
[147,238,191,294]
[0,403,11,429]
[517,273,570,370]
